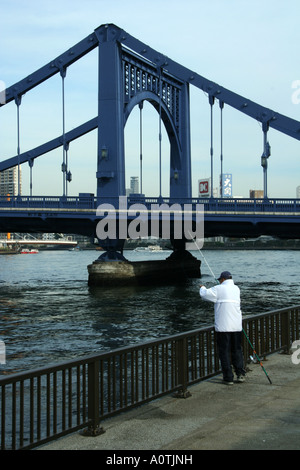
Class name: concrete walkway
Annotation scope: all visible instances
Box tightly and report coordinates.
[39,351,300,451]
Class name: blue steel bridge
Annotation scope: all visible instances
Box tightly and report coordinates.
[1,23,300,250]
[0,195,299,241]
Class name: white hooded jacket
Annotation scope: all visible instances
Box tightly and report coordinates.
[199,279,242,332]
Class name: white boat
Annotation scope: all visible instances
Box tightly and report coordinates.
[20,248,39,254]
[134,245,163,252]
[146,245,162,251]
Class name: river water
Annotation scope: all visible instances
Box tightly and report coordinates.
[1,248,300,374]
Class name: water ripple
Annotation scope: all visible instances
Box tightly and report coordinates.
[0,249,299,373]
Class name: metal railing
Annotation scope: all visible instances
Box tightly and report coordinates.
[0,195,300,213]
[0,305,299,450]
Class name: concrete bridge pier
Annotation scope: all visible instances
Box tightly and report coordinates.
[87,237,201,287]
[95,238,127,261]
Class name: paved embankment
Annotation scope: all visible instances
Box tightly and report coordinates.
[39,351,300,451]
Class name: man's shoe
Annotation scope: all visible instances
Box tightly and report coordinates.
[236,375,246,383]
[222,379,234,385]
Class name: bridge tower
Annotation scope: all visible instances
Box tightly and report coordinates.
[94,24,192,202]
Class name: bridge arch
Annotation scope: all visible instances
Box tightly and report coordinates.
[124,91,182,183]
[96,36,191,200]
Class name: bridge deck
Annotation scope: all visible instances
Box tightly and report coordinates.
[0,197,299,239]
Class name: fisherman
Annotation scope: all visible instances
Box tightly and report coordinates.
[199,271,246,385]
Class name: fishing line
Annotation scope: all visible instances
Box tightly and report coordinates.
[188,232,218,282]
[189,232,272,385]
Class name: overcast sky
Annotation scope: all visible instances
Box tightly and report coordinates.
[0,0,299,198]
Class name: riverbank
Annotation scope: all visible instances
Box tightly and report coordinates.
[39,351,300,451]
[124,237,300,251]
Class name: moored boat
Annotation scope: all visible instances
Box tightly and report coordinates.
[0,248,20,255]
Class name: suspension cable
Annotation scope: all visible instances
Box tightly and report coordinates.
[139,101,143,194]
[261,121,270,200]
[158,69,162,198]
[219,101,224,198]
[28,159,34,197]
[209,95,215,198]
[61,67,67,197]
[15,95,22,196]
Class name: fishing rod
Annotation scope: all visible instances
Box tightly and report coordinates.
[242,332,272,384]
[189,233,272,385]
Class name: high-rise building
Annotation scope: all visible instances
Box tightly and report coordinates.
[130,176,139,194]
[249,189,264,199]
[0,167,21,196]
[296,186,300,198]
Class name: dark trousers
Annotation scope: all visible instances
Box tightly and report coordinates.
[216,331,245,382]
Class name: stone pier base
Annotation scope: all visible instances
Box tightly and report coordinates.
[87,250,201,286]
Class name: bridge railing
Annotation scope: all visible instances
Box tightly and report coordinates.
[0,196,300,212]
[0,195,97,209]
[193,198,300,213]
[0,305,298,450]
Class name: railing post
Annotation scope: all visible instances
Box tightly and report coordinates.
[81,360,105,436]
[281,310,292,354]
[173,337,191,398]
